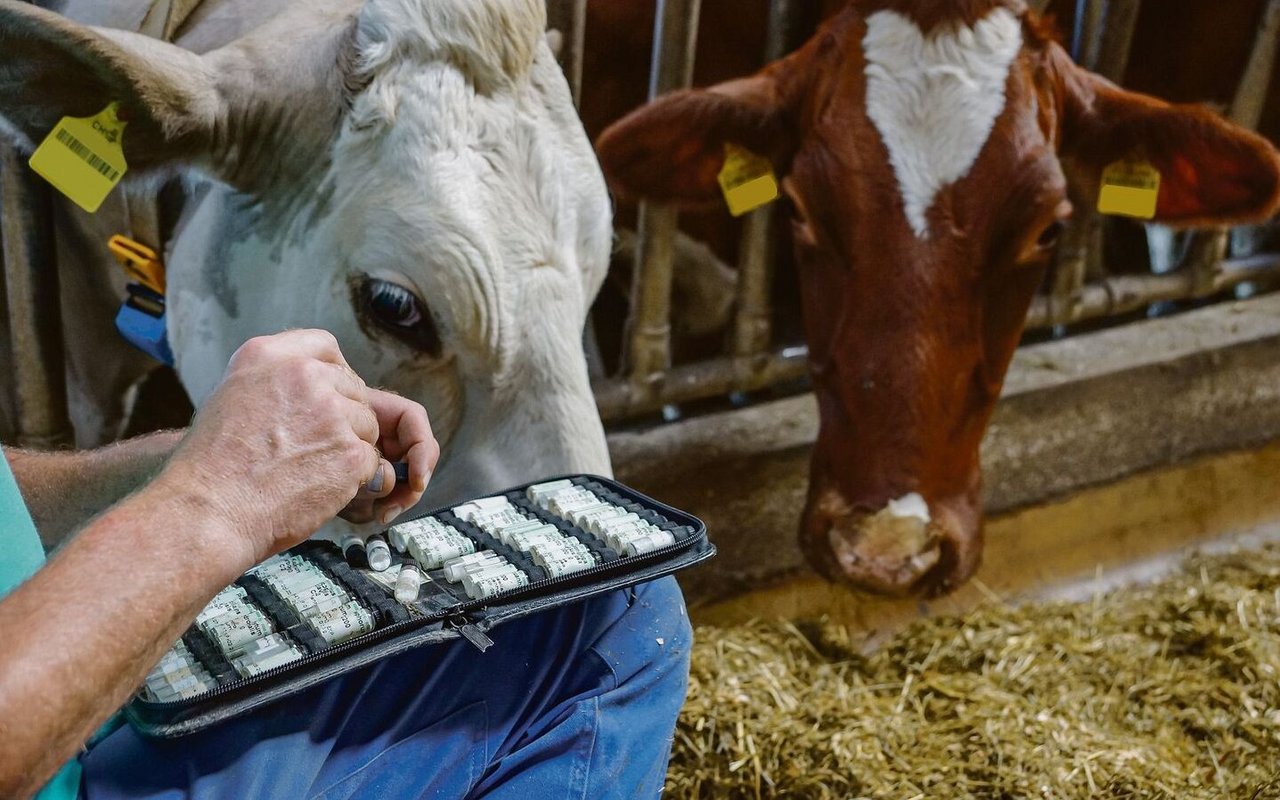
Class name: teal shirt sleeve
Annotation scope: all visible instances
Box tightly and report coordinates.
[0,453,46,597]
[0,454,83,800]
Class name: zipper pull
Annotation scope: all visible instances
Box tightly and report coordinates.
[451,616,494,652]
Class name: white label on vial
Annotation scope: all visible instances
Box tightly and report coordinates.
[199,604,269,634]
[196,598,250,627]
[275,576,341,604]
[451,503,480,519]
[250,555,310,578]
[463,570,529,599]
[580,507,627,531]
[472,496,512,512]
[530,539,588,562]
[593,513,641,536]
[209,614,276,655]
[472,508,527,532]
[527,479,575,503]
[235,646,303,678]
[624,531,678,557]
[443,554,506,583]
[239,633,293,660]
[495,519,548,538]
[540,554,596,578]
[411,538,476,569]
[147,665,205,691]
[313,604,375,644]
[154,648,193,673]
[548,491,600,515]
[568,503,615,526]
[506,528,564,550]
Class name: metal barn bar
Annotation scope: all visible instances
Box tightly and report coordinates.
[0,147,73,448]
[546,0,589,106]
[616,0,702,416]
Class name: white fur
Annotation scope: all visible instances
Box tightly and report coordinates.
[886,493,931,524]
[863,8,1023,238]
[165,0,614,527]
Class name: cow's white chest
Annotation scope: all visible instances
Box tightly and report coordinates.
[863,8,1022,238]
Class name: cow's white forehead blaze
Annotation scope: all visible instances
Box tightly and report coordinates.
[863,7,1023,239]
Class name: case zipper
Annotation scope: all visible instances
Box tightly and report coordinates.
[450,616,494,652]
[140,529,704,706]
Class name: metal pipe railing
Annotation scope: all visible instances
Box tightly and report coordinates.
[729,0,797,377]
[0,147,73,448]
[621,0,701,412]
[1182,0,1280,292]
[597,253,1280,420]
[1094,0,1143,81]
[546,0,588,106]
[1079,0,1107,70]
[1048,0,1140,327]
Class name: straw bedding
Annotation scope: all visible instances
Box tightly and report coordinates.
[670,547,1280,798]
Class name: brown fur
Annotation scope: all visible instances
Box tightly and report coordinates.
[598,1,1280,596]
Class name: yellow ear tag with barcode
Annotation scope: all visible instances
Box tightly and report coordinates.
[718,143,779,217]
[28,102,129,214]
[1097,159,1161,220]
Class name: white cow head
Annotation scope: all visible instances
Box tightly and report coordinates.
[0,0,614,512]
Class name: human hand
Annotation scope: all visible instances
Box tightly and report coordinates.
[339,389,440,527]
[152,330,434,569]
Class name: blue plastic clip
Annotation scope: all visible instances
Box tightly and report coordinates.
[109,236,174,367]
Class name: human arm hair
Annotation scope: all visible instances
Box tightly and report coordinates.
[5,430,184,552]
[0,480,251,797]
[0,330,437,795]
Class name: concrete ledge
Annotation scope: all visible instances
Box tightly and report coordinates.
[608,293,1280,605]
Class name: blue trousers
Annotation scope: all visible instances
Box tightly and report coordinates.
[80,577,691,799]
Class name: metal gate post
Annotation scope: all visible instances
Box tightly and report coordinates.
[0,147,73,449]
[624,0,702,410]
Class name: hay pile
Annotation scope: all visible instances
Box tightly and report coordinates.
[671,547,1280,799]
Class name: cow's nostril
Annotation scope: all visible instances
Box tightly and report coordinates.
[824,508,942,597]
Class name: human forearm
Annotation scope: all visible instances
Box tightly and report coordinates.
[6,430,185,551]
[0,479,250,797]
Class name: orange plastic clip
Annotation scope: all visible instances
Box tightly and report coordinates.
[108,235,166,295]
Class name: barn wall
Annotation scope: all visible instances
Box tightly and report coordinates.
[609,291,1280,608]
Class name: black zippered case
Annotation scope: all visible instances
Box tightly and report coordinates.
[125,475,714,738]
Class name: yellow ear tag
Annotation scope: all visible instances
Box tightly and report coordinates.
[1097,159,1161,220]
[28,102,129,214]
[718,143,779,217]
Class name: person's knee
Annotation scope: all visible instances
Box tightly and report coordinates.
[588,577,692,697]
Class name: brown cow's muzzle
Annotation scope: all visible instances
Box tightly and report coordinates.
[800,487,983,597]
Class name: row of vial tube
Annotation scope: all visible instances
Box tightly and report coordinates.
[146,480,675,701]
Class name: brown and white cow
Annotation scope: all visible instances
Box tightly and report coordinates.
[597,0,1280,596]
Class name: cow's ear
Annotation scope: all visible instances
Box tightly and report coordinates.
[595,70,799,209]
[0,2,222,172]
[1054,45,1280,227]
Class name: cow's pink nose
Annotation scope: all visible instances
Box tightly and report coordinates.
[801,491,980,597]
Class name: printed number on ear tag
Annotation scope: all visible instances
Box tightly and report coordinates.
[718,143,779,217]
[28,102,129,214]
[1097,160,1161,220]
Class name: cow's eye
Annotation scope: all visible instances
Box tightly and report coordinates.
[1037,221,1065,250]
[356,277,442,357]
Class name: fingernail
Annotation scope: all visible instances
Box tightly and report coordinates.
[414,469,431,494]
[367,471,385,494]
[380,505,403,525]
